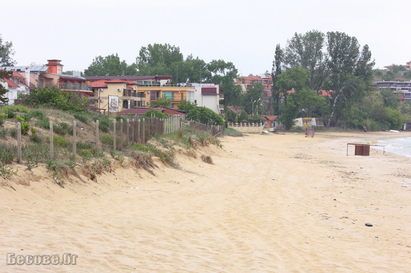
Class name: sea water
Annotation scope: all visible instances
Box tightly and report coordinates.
[376,137,411,158]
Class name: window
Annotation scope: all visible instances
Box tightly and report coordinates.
[162,92,174,99]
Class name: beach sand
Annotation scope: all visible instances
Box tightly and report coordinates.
[1,131,411,272]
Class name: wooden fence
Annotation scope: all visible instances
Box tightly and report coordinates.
[14,115,224,162]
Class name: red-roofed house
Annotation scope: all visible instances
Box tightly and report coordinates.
[0,70,30,105]
[236,73,273,95]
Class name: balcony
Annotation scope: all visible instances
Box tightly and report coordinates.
[60,83,90,91]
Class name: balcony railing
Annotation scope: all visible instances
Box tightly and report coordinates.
[60,83,90,91]
[122,91,145,97]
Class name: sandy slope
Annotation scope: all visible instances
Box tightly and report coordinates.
[1,131,411,272]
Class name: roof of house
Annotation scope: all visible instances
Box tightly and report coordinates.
[4,78,19,87]
[85,75,173,81]
[89,80,108,88]
[226,106,244,115]
[263,115,278,121]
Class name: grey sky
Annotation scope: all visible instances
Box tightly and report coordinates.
[2,0,410,76]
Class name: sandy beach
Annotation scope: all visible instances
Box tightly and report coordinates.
[1,131,411,272]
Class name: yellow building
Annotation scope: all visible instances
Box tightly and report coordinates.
[87,76,195,113]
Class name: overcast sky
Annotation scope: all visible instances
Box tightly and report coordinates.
[2,0,410,76]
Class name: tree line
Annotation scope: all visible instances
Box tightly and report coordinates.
[84,45,242,108]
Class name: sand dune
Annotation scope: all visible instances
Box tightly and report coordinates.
[1,131,411,272]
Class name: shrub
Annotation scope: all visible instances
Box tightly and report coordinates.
[21,122,30,135]
[31,128,37,135]
[53,122,72,136]
[144,110,168,119]
[0,118,4,126]
[0,128,9,137]
[1,105,29,113]
[29,134,42,143]
[35,117,50,129]
[0,143,16,164]
[18,86,88,112]
[73,112,91,124]
[0,113,7,119]
[22,143,49,163]
[46,135,70,148]
[93,115,112,133]
[100,134,114,146]
[10,128,17,138]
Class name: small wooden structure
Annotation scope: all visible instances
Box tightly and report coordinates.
[346,143,385,156]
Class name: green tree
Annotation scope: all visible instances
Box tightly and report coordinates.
[178,100,223,125]
[144,110,168,119]
[380,88,401,109]
[239,110,248,122]
[150,97,172,108]
[276,67,325,130]
[271,44,283,115]
[207,59,241,106]
[0,35,15,66]
[0,70,12,104]
[244,83,264,114]
[136,44,184,79]
[225,107,238,122]
[284,30,328,116]
[84,54,136,76]
[323,31,375,127]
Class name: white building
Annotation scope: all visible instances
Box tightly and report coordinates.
[192,83,221,114]
[0,70,30,105]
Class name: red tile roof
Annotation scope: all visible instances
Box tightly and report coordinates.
[264,115,278,121]
[105,79,128,83]
[4,78,19,87]
[226,106,244,115]
[89,80,107,88]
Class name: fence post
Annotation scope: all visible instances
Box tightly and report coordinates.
[50,121,54,159]
[73,120,77,158]
[120,119,123,150]
[142,118,145,144]
[131,118,135,145]
[138,119,141,144]
[17,122,22,164]
[113,119,116,150]
[96,120,100,151]
[126,118,130,147]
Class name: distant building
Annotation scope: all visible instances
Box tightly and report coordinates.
[0,71,30,105]
[1,59,92,104]
[192,83,221,114]
[236,73,273,95]
[375,80,411,103]
[86,75,195,112]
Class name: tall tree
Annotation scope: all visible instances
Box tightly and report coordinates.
[284,30,328,116]
[0,35,16,66]
[271,44,283,115]
[207,59,241,106]
[84,54,136,76]
[136,44,184,79]
[323,31,374,127]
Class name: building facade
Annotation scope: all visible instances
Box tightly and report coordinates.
[192,83,221,114]
[86,76,195,113]
[375,81,411,103]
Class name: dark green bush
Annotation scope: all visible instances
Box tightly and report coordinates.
[35,117,50,129]
[10,128,17,138]
[73,112,91,124]
[100,134,114,146]
[0,128,9,137]
[29,134,42,143]
[0,143,16,164]
[53,122,73,136]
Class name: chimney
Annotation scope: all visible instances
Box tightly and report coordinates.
[25,67,30,87]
